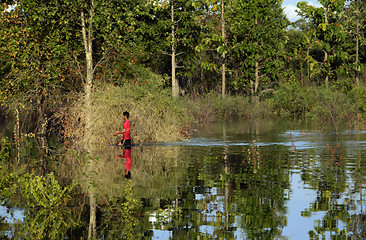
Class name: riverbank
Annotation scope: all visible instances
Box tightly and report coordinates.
[1,69,365,148]
[67,79,366,147]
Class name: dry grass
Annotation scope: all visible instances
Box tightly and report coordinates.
[62,82,188,151]
[91,84,186,145]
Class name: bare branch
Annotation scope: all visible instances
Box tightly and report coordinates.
[176,65,186,69]
[159,50,172,56]
[93,55,109,74]
[72,53,85,81]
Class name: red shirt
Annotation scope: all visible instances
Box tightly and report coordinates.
[123,119,131,140]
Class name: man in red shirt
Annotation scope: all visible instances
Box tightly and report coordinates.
[113,111,131,147]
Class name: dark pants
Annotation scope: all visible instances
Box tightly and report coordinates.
[121,139,132,149]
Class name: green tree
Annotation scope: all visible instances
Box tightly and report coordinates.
[227,0,288,96]
[193,1,223,93]
[0,0,79,166]
[343,0,366,86]
[149,0,203,97]
[297,0,348,87]
[284,18,321,87]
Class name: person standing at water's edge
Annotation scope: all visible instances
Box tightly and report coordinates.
[114,111,131,147]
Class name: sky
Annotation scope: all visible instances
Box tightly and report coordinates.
[282,0,321,22]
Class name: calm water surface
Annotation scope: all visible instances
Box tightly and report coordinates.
[2,119,366,239]
[132,119,366,239]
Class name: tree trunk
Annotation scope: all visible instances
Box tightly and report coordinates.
[171,1,179,98]
[81,2,94,151]
[254,59,259,94]
[88,191,97,239]
[221,0,226,98]
[355,0,359,86]
[300,55,304,87]
[36,97,48,175]
[307,46,310,84]
[323,50,328,87]
[81,3,96,238]
[250,78,254,98]
[323,11,329,88]
[14,107,20,164]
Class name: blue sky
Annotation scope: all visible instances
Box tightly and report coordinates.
[282,0,321,21]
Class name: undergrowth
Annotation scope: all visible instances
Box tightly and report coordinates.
[61,64,366,149]
[62,68,189,148]
[183,93,274,123]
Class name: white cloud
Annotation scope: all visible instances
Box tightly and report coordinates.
[284,4,300,22]
[283,1,322,22]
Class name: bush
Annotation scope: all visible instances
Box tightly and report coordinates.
[270,82,316,118]
[268,83,358,131]
[0,137,10,161]
[62,66,189,149]
[183,93,257,123]
[348,86,366,113]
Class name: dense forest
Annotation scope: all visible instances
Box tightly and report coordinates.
[1,1,366,239]
[0,0,365,144]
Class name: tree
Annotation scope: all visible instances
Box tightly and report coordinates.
[227,0,288,96]
[344,0,366,86]
[0,0,80,167]
[193,0,223,93]
[149,0,203,97]
[297,0,347,87]
[1,2,151,237]
[221,0,226,97]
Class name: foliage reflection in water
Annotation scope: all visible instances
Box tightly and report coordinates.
[1,119,366,239]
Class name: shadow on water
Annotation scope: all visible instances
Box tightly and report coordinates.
[2,119,366,239]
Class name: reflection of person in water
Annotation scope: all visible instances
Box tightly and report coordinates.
[115,146,132,179]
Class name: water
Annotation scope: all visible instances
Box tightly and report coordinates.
[1,119,366,239]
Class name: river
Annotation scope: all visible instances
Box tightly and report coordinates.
[1,119,366,239]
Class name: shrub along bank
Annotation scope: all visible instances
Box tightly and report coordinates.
[2,67,366,150]
[63,68,189,146]
[80,80,366,146]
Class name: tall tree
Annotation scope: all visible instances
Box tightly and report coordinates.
[284,18,320,87]
[171,0,179,97]
[344,0,366,86]
[227,0,288,96]
[150,0,202,97]
[221,0,226,97]
[193,0,223,93]
[297,0,347,87]
[355,0,360,86]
